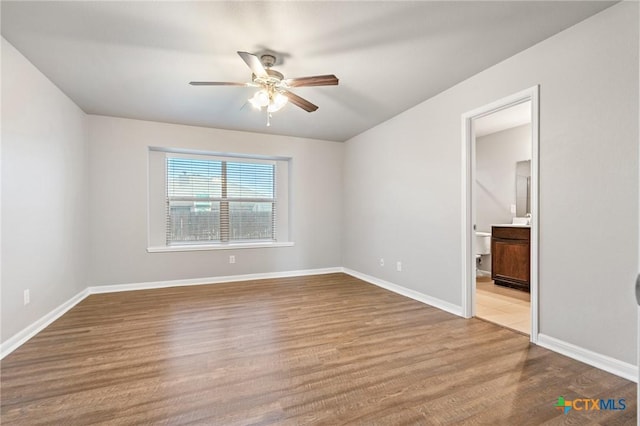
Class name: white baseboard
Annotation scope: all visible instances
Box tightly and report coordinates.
[343,268,463,317]
[343,269,638,383]
[88,267,343,294]
[1,267,342,359]
[476,269,491,277]
[537,333,638,383]
[4,268,637,386]
[1,288,90,359]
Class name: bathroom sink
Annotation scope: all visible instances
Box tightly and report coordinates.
[512,217,530,225]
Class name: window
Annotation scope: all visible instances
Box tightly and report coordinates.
[148,148,291,251]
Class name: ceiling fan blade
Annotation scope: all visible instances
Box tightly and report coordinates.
[285,74,339,87]
[282,90,318,112]
[189,81,249,86]
[237,51,268,78]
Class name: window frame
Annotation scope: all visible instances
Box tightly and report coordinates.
[147,147,293,253]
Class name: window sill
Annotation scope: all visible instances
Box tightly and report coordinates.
[147,242,295,253]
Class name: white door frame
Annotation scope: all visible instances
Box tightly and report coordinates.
[461,85,540,343]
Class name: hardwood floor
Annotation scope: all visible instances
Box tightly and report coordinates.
[1,273,636,425]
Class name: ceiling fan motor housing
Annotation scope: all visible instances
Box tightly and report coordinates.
[253,69,284,85]
[260,54,277,68]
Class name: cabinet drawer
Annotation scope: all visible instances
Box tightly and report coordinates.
[491,226,530,241]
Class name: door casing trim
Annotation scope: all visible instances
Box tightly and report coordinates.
[461,85,540,343]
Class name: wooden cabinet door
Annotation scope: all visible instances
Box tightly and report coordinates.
[492,239,530,283]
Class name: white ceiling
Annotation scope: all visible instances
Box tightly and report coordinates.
[474,101,531,138]
[1,1,615,142]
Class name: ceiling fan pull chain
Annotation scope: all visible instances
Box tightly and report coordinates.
[267,112,272,127]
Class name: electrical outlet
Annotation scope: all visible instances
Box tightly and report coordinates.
[396,261,402,272]
[379,258,385,267]
[24,289,30,306]
[229,255,236,264]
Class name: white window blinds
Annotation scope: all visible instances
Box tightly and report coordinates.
[166,155,276,245]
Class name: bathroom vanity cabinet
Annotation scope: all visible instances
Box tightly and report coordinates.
[491,226,530,292]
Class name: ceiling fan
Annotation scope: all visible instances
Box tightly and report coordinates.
[190,51,339,125]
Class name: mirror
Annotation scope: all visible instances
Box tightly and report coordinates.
[516,160,531,216]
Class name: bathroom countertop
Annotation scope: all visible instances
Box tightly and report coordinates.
[492,223,530,228]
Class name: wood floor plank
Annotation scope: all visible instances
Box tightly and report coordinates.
[1,273,636,425]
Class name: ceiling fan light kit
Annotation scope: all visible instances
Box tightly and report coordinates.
[267,93,288,113]
[190,51,339,127]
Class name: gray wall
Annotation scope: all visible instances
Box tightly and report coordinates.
[1,36,344,345]
[476,124,531,233]
[1,38,89,341]
[87,116,343,286]
[343,2,638,365]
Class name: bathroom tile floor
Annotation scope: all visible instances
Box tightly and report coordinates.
[476,278,530,335]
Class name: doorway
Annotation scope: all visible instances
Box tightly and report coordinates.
[461,86,539,343]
